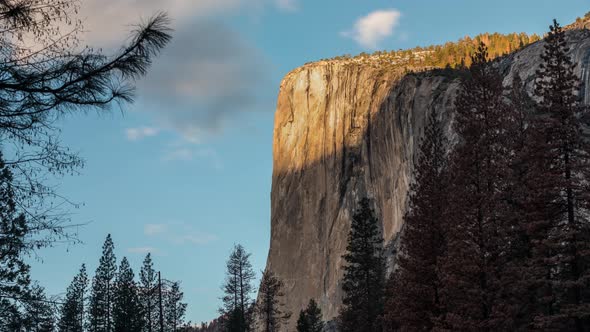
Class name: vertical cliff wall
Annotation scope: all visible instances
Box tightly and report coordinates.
[265,28,590,330]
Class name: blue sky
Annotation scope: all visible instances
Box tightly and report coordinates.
[28,0,588,324]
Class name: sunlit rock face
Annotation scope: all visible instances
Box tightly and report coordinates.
[264,28,590,331]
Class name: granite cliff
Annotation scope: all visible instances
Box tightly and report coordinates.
[264,24,590,331]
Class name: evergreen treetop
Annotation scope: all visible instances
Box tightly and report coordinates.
[338,198,385,332]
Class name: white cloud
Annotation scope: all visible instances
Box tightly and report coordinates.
[145,223,167,236]
[162,145,223,168]
[78,0,255,46]
[143,221,217,246]
[162,147,195,162]
[275,0,298,12]
[342,9,401,49]
[127,247,159,254]
[174,233,218,245]
[63,1,272,145]
[126,127,160,141]
[137,20,269,144]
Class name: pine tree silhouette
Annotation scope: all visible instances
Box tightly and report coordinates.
[89,234,117,332]
[338,198,385,332]
[384,109,448,330]
[296,299,324,332]
[59,264,89,332]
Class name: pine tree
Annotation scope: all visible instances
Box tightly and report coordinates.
[140,253,159,332]
[0,151,33,328]
[296,299,324,332]
[17,284,57,332]
[490,73,542,330]
[113,257,143,332]
[220,244,256,332]
[164,281,187,332]
[88,235,117,332]
[383,109,448,330]
[59,264,88,332]
[528,19,590,331]
[437,42,515,331]
[255,270,291,332]
[338,198,385,332]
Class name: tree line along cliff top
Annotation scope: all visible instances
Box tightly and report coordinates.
[293,12,590,75]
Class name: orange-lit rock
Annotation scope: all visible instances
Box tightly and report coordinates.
[263,28,590,331]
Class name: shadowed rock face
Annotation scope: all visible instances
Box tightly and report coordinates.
[264,28,590,331]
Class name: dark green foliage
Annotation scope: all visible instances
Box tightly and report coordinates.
[220,244,256,332]
[325,32,540,69]
[59,264,88,332]
[383,19,590,331]
[140,253,159,332]
[1,284,57,332]
[296,299,323,332]
[384,109,448,330]
[0,151,32,329]
[88,234,117,332]
[0,152,58,331]
[527,19,590,331]
[436,42,516,331]
[255,270,291,332]
[338,198,385,332]
[20,285,57,332]
[113,257,143,332]
[164,281,187,332]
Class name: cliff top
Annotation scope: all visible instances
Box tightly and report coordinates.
[283,14,590,83]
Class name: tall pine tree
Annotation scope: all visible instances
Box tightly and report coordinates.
[220,244,256,332]
[59,264,88,332]
[88,234,117,332]
[437,42,515,331]
[140,253,159,332]
[0,151,32,329]
[338,198,385,332]
[113,257,143,332]
[384,109,448,330]
[296,299,324,332]
[529,19,590,331]
[164,281,187,332]
[255,270,291,332]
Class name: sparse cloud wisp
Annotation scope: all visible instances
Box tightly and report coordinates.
[342,9,402,49]
[144,221,217,246]
[126,127,160,141]
[275,0,299,12]
[144,223,168,236]
[127,247,160,255]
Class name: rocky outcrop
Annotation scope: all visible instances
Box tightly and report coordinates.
[264,27,590,331]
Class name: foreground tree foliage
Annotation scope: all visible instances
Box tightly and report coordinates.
[255,270,291,332]
[296,299,324,332]
[384,110,448,330]
[0,0,172,253]
[436,42,516,331]
[527,20,590,331]
[338,198,386,332]
[383,19,590,331]
[220,244,256,332]
[0,151,32,329]
[0,1,170,330]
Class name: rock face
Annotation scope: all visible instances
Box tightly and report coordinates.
[264,28,590,331]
